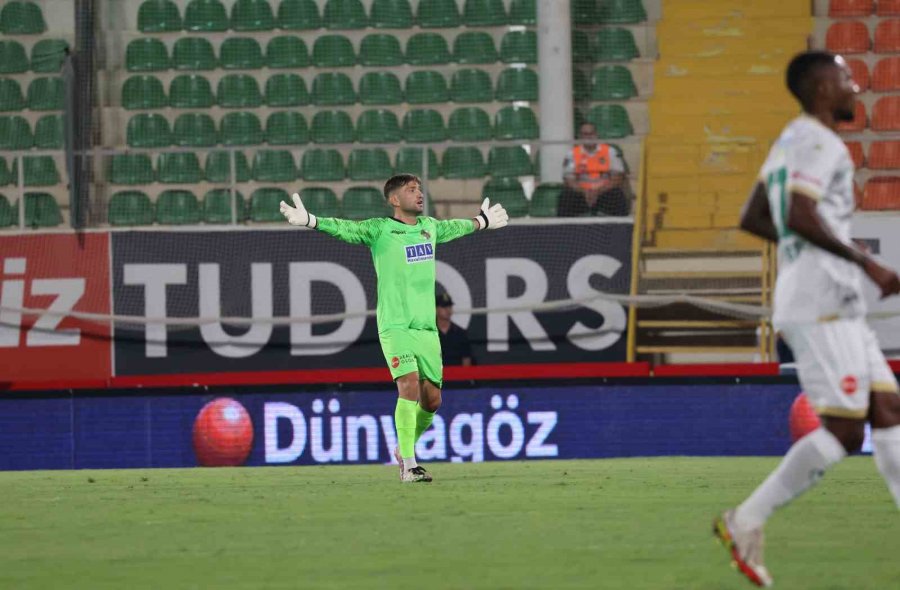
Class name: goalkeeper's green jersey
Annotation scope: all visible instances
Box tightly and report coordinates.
[317,216,475,333]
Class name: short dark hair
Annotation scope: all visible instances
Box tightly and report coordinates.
[786,51,839,111]
[383,173,421,201]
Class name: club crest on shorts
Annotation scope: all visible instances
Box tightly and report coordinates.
[391,356,400,369]
[405,242,434,264]
[840,375,858,395]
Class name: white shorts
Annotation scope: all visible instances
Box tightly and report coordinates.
[780,318,899,419]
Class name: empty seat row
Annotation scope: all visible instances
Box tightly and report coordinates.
[0,77,65,111]
[845,139,900,168]
[571,0,646,24]
[138,0,536,33]
[574,65,638,101]
[0,114,65,149]
[0,1,45,35]
[829,0,900,17]
[126,31,536,72]
[860,175,900,209]
[122,103,541,142]
[0,39,69,74]
[846,56,900,91]
[572,28,641,63]
[837,95,900,131]
[0,156,60,186]
[826,19,900,53]
[0,193,61,228]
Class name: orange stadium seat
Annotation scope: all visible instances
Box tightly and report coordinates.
[872,95,900,130]
[837,101,867,131]
[829,0,873,17]
[872,56,900,90]
[846,58,870,90]
[874,19,900,52]
[845,141,864,167]
[826,21,870,53]
[862,176,900,209]
[877,0,900,16]
[866,140,900,168]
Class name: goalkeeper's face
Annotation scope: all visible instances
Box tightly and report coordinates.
[390,180,425,215]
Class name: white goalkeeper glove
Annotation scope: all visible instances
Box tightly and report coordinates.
[280,193,318,229]
[474,198,509,230]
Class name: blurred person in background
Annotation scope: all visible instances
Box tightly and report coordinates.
[436,291,472,367]
[558,122,630,217]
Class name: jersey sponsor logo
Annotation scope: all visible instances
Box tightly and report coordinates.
[405,242,434,264]
[841,375,858,395]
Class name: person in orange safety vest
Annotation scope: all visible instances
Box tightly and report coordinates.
[558,122,629,217]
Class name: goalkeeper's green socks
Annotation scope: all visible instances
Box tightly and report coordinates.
[394,398,418,461]
[415,404,435,442]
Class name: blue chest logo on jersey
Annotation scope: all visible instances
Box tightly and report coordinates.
[405,242,434,264]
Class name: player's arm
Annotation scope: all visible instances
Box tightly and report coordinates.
[280,193,379,246]
[435,198,509,243]
[787,192,900,298]
[739,181,779,243]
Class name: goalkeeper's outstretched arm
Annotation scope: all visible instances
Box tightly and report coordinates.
[436,198,510,244]
[280,193,379,246]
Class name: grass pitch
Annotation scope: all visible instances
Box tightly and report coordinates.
[0,457,897,589]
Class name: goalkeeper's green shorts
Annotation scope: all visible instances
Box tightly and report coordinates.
[379,328,443,388]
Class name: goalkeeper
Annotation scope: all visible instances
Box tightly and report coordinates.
[280,174,509,482]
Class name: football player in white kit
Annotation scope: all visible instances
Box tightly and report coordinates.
[713,51,900,587]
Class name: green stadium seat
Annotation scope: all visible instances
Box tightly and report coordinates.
[417,0,460,27]
[598,0,646,24]
[312,72,356,106]
[406,33,451,65]
[0,158,11,186]
[108,191,155,226]
[266,73,309,106]
[0,1,46,34]
[312,35,356,68]
[359,34,404,66]
[278,0,321,29]
[266,36,309,68]
[0,116,32,149]
[405,70,448,104]
[588,104,633,138]
[572,0,599,21]
[173,113,218,146]
[402,109,446,142]
[343,187,390,220]
[463,0,506,26]
[529,183,561,217]
[220,111,264,145]
[24,192,61,227]
[156,190,202,224]
[108,155,154,185]
[28,77,64,111]
[203,189,246,223]
[34,114,63,149]
[157,153,203,183]
[184,0,229,31]
[169,74,214,108]
[370,0,413,28]
[595,28,639,61]
[324,0,368,29]
[496,67,538,101]
[173,37,217,70]
[0,79,25,112]
[311,110,354,143]
[495,105,539,139]
[450,69,493,103]
[14,156,59,186]
[453,31,499,64]
[508,0,536,25]
[220,38,264,69]
[250,188,289,222]
[500,31,537,64]
[348,148,392,180]
[217,74,262,108]
[137,0,181,32]
[573,68,589,101]
[483,177,528,217]
[300,187,341,218]
[442,147,486,179]
[205,150,251,182]
[0,193,15,226]
[231,0,275,31]
[488,146,533,177]
[253,150,297,182]
[0,41,29,74]
[395,147,439,179]
[359,71,403,105]
[127,113,172,148]
[302,148,345,181]
[31,39,68,73]
[357,109,402,143]
[266,111,308,145]
[572,30,592,63]
[591,65,637,100]
[448,107,492,141]
[126,39,168,72]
